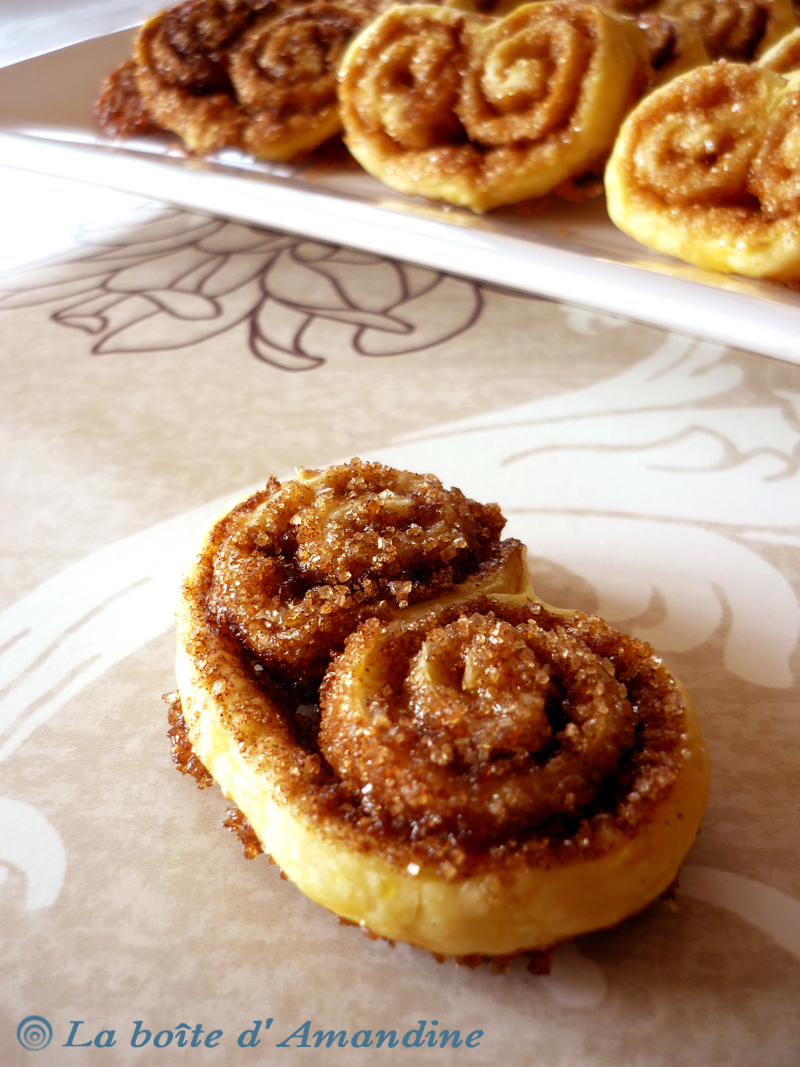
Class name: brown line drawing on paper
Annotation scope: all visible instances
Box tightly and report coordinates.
[0,207,484,371]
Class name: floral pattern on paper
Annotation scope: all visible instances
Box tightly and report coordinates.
[0,207,483,370]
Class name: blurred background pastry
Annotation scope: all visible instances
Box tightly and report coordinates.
[605,61,800,280]
[338,1,651,211]
[97,0,379,159]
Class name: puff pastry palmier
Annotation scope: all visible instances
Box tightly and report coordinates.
[129,0,376,159]
[174,461,709,961]
[338,1,651,212]
[226,0,378,159]
[606,61,800,279]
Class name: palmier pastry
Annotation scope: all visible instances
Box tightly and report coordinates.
[226,0,378,159]
[606,61,800,280]
[338,1,651,212]
[127,0,376,159]
[174,461,709,960]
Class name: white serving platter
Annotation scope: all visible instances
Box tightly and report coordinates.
[2,28,800,364]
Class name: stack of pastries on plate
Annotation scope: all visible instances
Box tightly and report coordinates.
[96,0,800,277]
[172,459,710,967]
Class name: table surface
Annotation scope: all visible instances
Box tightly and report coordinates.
[1,13,800,1067]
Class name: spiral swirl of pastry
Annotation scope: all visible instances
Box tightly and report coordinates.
[228,0,376,159]
[141,0,259,89]
[749,86,800,216]
[319,597,639,841]
[458,5,607,145]
[205,460,527,690]
[338,1,650,212]
[343,5,466,150]
[620,62,772,207]
[605,61,800,278]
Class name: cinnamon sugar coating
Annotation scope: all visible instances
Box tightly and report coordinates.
[750,88,800,215]
[133,0,269,154]
[180,579,700,878]
[229,0,377,158]
[205,460,515,690]
[142,0,260,88]
[627,63,771,208]
[164,689,213,786]
[319,599,640,842]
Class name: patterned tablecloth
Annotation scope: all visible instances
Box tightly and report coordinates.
[1,163,799,1066]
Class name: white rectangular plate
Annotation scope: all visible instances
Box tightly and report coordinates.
[1,28,800,364]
